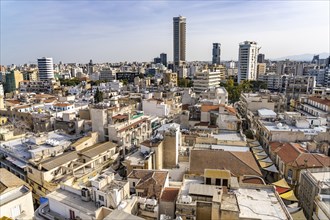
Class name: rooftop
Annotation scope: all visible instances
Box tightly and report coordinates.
[261,120,327,134]
[235,187,290,220]
[211,132,246,142]
[194,144,249,152]
[80,141,117,158]
[0,168,29,194]
[160,187,180,202]
[47,188,98,217]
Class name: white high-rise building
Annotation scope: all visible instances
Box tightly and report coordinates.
[238,41,259,83]
[37,57,54,80]
[193,70,221,93]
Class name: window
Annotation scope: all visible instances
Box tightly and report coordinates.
[11,205,21,218]
[288,169,293,180]
[222,179,228,186]
[69,210,75,220]
[98,195,104,202]
[215,178,221,186]
[205,177,211,185]
[28,168,33,174]
[133,182,135,187]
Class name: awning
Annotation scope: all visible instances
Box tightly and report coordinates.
[262,164,279,173]
[280,190,298,201]
[249,141,260,146]
[287,207,301,214]
[252,147,264,153]
[255,154,268,160]
[291,209,307,220]
[260,157,273,163]
[251,145,263,149]
[272,178,291,189]
[258,161,273,168]
[255,151,267,157]
[275,186,290,194]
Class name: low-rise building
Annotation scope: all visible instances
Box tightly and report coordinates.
[189,148,262,179]
[269,142,330,188]
[35,168,131,220]
[0,168,34,220]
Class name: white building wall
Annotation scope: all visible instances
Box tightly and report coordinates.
[0,190,34,219]
[142,100,170,117]
[238,41,259,83]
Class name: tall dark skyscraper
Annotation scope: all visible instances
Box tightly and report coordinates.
[257,54,265,63]
[212,43,221,65]
[160,53,167,67]
[173,16,186,69]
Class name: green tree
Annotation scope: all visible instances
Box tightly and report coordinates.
[94,88,104,103]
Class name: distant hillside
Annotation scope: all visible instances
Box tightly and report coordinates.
[272,52,329,61]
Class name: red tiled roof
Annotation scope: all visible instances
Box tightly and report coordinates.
[161,187,180,202]
[54,103,73,107]
[5,99,20,105]
[201,104,220,112]
[128,169,168,199]
[190,149,262,177]
[112,114,128,120]
[270,142,330,168]
[309,97,330,106]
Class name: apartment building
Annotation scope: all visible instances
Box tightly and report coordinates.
[298,96,330,124]
[254,112,329,149]
[193,70,221,94]
[19,80,54,93]
[199,87,228,105]
[298,168,330,220]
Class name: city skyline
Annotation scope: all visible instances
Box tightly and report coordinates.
[1,0,329,65]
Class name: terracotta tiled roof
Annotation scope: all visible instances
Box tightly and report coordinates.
[190,149,262,176]
[13,105,31,109]
[128,169,168,199]
[5,99,20,105]
[201,104,220,112]
[309,96,330,106]
[161,187,180,202]
[270,142,330,168]
[112,114,128,120]
[54,102,73,107]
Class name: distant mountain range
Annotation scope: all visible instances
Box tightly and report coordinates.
[272,52,329,61]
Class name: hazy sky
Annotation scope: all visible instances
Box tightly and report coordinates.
[1,0,329,65]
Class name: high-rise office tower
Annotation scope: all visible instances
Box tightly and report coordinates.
[212,43,221,65]
[257,54,265,63]
[160,53,167,67]
[173,16,186,70]
[37,57,54,80]
[238,41,259,83]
